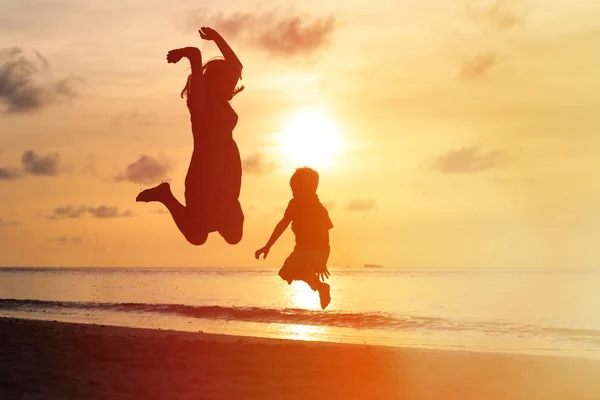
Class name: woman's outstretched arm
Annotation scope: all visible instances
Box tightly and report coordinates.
[167,46,203,73]
[199,27,242,71]
[167,47,205,106]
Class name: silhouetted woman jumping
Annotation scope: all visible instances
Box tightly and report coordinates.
[137,27,245,245]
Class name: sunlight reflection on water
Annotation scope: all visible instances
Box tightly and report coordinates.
[287,282,321,311]
[279,323,328,342]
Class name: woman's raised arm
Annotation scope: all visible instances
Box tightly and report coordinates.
[199,27,242,71]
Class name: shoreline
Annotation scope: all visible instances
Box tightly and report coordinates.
[2,317,600,399]
[0,315,594,361]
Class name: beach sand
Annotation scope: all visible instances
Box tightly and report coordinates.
[1,318,600,399]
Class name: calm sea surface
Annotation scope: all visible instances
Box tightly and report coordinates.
[1,267,599,359]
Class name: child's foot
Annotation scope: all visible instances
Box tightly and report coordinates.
[318,283,331,310]
[136,182,170,203]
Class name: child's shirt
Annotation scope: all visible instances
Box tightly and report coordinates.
[284,194,333,252]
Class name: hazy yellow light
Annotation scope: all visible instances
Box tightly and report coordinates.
[281,323,327,342]
[289,282,321,311]
[274,107,344,171]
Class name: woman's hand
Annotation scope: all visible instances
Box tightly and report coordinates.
[166,48,187,64]
[166,47,201,64]
[199,27,220,41]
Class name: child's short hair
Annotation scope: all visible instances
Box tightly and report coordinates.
[290,167,319,194]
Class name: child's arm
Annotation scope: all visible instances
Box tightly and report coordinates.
[255,217,291,259]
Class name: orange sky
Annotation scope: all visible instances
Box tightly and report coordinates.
[1,0,599,268]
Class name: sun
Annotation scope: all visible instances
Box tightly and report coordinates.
[287,281,321,310]
[274,107,344,171]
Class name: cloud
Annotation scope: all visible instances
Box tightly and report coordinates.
[426,146,503,174]
[257,16,336,58]
[87,206,134,219]
[49,205,133,220]
[115,155,170,185]
[50,236,83,245]
[21,150,61,176]
[80,155,97,176]
[459,52,497,79]
[323,201,336,211]
[50,205,89,219]
[242,153,276,175]
[0,167,21,180]
[185,10,337,59]
[0,47,83,113]
[345,198,377,212]
[112,109,156,127]
[0,150,63,179]
[467,0,526,31]
[0,217,19,227]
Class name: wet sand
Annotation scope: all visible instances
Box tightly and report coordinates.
[1,318,599,399]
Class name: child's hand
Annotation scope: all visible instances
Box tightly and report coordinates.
[317,266,330,281]
[255,246,270,260]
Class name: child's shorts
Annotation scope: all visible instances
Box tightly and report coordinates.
[278,248,330,291]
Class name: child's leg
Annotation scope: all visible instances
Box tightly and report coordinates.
[300,273,321,292]
[278,252,300,284]
[136,182,208,245]
[318,282,331,310]
[300,273,331,310]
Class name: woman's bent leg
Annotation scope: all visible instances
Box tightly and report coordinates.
[217,200,244,245]
[137,182,208,246]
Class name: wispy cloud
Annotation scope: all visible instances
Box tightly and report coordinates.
[50,205,89,219]
[0,47,83,113]
[112,109,156,127]
[80,155,97,176]
[49,205,134,220]
[50,235,83,245]
[88,206,134,219]
[345,198,377,212]
[323,201,336,211]
[185,10,337,59]
[459,52,497,79]
[0,167,21,180]
[0,150,63,179]
[467,0,526,31]
[21,150,61,176]
[242,153,276,175]
[0,217,19,227]
[426,146,504,174]
[115,155,170,185]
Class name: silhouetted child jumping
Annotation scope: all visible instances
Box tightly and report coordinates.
[255,167,333,309]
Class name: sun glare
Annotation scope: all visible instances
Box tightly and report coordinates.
[274,107,344,171]
[288,281,321,310]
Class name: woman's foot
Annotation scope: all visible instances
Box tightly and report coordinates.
[136,182,170,203]
[318,283,331,310]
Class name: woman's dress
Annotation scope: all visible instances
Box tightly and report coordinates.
[185,94,243,233]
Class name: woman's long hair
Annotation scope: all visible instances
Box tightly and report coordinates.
[181,57,244,101]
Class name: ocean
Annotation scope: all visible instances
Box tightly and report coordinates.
[1,267,599,359]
